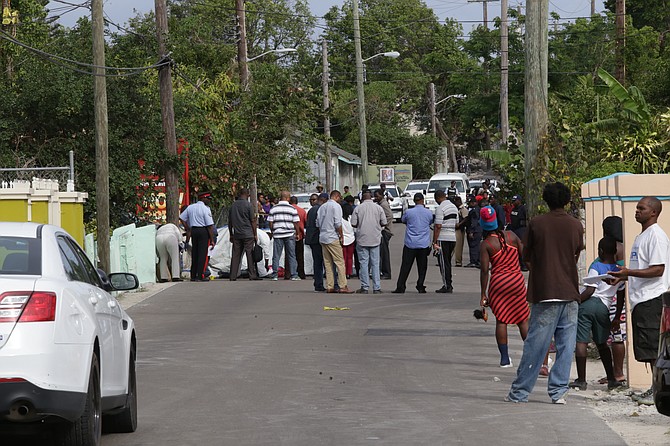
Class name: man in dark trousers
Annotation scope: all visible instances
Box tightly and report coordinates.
[461,196,482,268]
[374,189,394,280]
[180,191,217,281]
[286,196,307,280]
[305,193,327,292]
[509,194,528,270]
[228,188,260,281]
[392,193,434,294]
[433,190,458,293]
[506,182,584,404]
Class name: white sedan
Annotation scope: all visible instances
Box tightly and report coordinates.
[0,222,139,445]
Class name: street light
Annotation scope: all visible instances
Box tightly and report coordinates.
[247,48,298,62]
[436,94,467,106]
[363,51,400,63]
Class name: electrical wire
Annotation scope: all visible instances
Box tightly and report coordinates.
[0,30,170,77]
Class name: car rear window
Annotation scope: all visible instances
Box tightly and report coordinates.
[428,180,466,193]
[0,237,41,275]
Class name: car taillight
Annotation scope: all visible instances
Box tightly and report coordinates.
[0,291,56,323]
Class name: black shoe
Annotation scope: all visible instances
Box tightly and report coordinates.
[464,263,476,268]
[172,278,183,282]
[158,279,169,283]
[391,289,405,294]
[435,287,450,293]
[380,275,392,280]
[417,287,427,294]
[373,290,383,295]
[315,288,327,292]
[250,277,263,281]
[355,288,369,294]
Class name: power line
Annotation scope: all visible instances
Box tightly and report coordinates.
[0,30,170,76]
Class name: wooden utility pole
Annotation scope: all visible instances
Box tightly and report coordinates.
[483,1,488,29]
[92,0,110,271]
[524,0,549,215]
[591,0,596,16]
[322,41,333,192]
[155,0,179,225]
[352,0,369,185]
[236,0,249,90]
[615,0,626,84]
[500,0,509,147]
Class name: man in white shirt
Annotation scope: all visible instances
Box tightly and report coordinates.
[433,190,458,293]
[267,190,300,280]
[610,196,670,404]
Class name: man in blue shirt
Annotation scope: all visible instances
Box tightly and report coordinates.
[180,192,217,281]
[393,193,434,294]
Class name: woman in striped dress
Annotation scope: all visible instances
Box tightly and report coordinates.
[479,205,530,367]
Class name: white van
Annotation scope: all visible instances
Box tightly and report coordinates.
[425,173,469,213]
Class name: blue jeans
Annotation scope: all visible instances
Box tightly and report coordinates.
[272,236,297,278]
[507,301,578,402]
[357,244,381,291]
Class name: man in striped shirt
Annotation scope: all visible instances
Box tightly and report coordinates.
[268,190,300,280]
[433,190,458,293]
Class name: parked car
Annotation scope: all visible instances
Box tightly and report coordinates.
[292,193,313,212]
[401,180,429,217]
[424,173,469,213]
[654,291,670,416]
[0,223,140,445]
[368,184,403,222]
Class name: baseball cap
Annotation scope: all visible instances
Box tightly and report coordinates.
[318,192,329,200]
[479,205,498,232]
[512,195,522,201]
[413,192,425,201]
[198,191,213,200]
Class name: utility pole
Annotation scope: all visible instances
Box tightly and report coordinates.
[524,0,549,216]
[483,1,488,29]
[500,0,509,147]
[428,83,437,138]
[91,0,110,271]
[155,0,179,225]
[352,0,369,185]
[591,0,596,16]
[615,0,626,84]
[236,0,249,90]
[322,41,333,192]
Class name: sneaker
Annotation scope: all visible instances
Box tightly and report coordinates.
[373,290,382,295]
[568,380,587,391]
[539,365,549,377]
[355,288,369,294]
[503,395,526,403]
[500,360,514,368]
[291,277,301,281]
[435,286,454,293]
[631,388,653,402]
[552,397,567,405]
[637,393,655,406]
[271,277,278,281]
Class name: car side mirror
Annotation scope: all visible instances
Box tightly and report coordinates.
[108,273,140,291]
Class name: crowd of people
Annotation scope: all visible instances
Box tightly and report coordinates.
[161,180,669,406]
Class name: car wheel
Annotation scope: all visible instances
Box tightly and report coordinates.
[57,353,102,446]
[103,345,138,433]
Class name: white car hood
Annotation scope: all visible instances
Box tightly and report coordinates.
[0,276,38,349]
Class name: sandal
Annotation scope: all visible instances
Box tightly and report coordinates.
[568,380,587,391]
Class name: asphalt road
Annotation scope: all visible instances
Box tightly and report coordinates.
[101,227,626,446]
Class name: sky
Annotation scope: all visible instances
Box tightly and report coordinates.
[51,0,606,32]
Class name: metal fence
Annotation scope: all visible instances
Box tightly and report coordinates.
[0,151,75,191]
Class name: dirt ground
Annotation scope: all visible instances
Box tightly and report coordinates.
[571,359,670,445]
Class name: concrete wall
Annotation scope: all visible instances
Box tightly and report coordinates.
[582,173,670,389]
